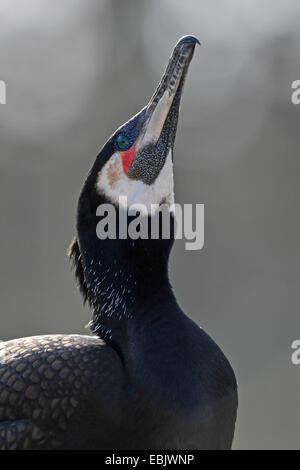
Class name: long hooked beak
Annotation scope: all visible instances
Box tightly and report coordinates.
[138,35,200,147]
[127,35,200,185]
[127,36,200,185]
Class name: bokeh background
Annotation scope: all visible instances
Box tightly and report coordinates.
[0,0,300,450]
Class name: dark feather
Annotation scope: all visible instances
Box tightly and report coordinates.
[67,237,88,303]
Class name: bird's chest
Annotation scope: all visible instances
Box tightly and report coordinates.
[119,394,217,450]
[117,366,211,450]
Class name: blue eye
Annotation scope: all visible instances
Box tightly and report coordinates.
[116,133,131,151]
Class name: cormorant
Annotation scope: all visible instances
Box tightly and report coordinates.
[0,36,237,450]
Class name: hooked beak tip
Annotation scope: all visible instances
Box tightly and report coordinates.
[176,35,201,47]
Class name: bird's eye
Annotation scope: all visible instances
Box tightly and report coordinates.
[116,134,131,151]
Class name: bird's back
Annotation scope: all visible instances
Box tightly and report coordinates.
[0,327,237,450]
[0,334,124,450]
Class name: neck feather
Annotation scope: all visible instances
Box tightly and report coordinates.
[69,227,175,354]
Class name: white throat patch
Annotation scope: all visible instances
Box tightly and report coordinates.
[96,148,174,212]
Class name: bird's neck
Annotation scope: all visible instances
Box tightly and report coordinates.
[78,228,175,357]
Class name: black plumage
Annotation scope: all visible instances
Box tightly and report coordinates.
[0,36,237,450]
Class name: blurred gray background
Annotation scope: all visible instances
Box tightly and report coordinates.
[0,0,299,450]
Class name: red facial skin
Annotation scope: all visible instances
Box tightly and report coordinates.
[121,147,136,174]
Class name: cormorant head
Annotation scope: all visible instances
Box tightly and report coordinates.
[81,35,199,215]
